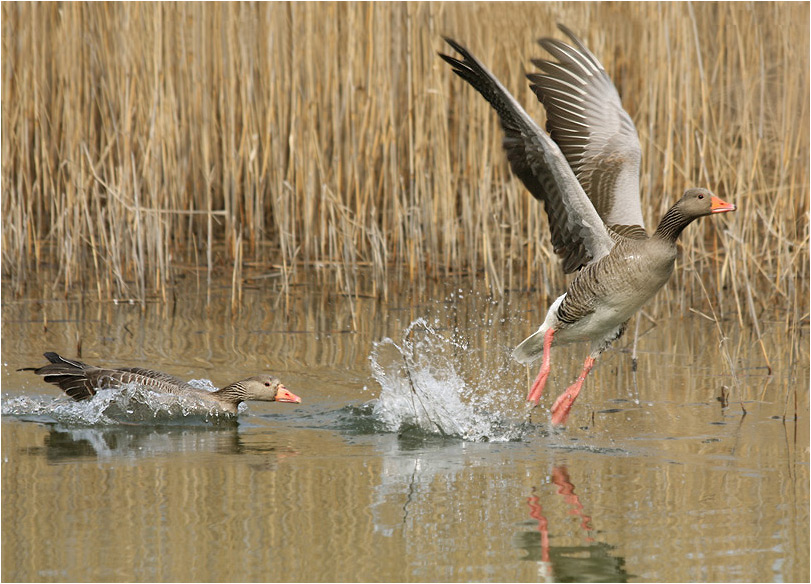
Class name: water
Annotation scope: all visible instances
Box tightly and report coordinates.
[2,277,808,582]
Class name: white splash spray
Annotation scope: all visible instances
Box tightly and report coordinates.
[369,315,531,442]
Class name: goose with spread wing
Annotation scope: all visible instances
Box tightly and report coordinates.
[439,25,735,425]
[21,352,301,415]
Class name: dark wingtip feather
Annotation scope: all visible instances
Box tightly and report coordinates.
[441,36,467,55]
[438,38,473,75]
[437,51,460,68]
[41,374,96,401]
[19,352,97,401]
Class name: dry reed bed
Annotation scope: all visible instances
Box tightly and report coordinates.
[2,3,808,328]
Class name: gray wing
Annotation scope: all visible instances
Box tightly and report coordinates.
[23,352,196,401]
[528,24,646,238]
[440,38,615,272]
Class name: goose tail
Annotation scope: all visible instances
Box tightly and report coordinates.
[512,329,548,364]
[512,294,566,364]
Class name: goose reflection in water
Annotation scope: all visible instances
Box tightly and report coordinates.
[35,424,299,465]
[518,465,630,582]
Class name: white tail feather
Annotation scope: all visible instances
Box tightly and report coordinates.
[512,330,546,364]
[511,293,566,364]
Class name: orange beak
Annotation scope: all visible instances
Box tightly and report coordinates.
[275,385,302,404]
[710,196,737,213]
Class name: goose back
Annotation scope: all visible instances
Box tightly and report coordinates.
[556,236,676,330]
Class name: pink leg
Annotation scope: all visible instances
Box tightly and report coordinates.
[527,329,555,404]
[550,356,595,426]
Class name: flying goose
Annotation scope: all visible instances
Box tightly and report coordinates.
[439,26,736,425]
[21,352,301,415]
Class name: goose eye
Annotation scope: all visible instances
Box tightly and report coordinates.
[264,381,271,387]
[698,193,704,199]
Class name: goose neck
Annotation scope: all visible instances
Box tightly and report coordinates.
[653,205,692,243]
[212,382,245,405]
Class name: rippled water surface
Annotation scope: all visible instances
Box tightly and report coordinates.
[2,278,808,582]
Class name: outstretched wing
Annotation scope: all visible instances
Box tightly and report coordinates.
[440,38,615,272]
[21,352,100,400]
[22,352,195,401]
[528,24,646,238]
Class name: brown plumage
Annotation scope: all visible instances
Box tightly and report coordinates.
[20,352,301,415]
[440,26,736,425]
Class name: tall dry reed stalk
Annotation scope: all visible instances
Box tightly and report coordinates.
[2,3,808,327]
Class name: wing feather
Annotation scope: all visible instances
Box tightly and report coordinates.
[21,353,197,401]
[440,37,615,271]
[529,24,646,238]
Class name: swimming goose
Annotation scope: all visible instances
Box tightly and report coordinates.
[21,352,301,415]
[440,26,736,425]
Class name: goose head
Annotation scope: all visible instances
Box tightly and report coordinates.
[678,187,737,217]
[654,188,736,241]
[221,375,302,404]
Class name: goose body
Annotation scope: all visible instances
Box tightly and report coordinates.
[21,352,301,415]
[440,26,736,425]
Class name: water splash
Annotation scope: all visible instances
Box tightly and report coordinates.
[2,380,237,426]
[369,315,532,442]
